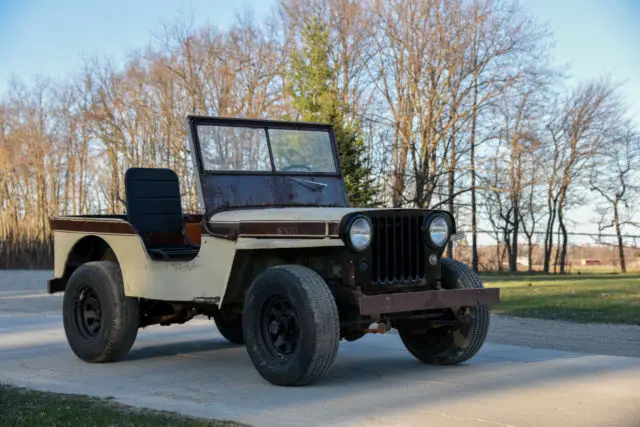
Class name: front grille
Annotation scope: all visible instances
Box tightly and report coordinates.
[368,212,426,285]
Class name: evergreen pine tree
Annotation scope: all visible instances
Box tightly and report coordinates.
[287,17,377,207]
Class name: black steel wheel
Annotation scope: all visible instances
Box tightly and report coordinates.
[74,286,103,340]
[243,265,340,387]
[261,296,300,356]
[395,258,490,365]
[63,261,140,363]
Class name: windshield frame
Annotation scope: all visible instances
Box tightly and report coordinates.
[187,115,343,177]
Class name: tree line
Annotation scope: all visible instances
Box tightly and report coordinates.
[1,0,638,272]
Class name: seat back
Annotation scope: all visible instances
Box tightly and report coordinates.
[124,167,184,234]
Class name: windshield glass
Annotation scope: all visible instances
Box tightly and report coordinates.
[197,125,271,171]
[196,124,337,173]
[269,129,336,173]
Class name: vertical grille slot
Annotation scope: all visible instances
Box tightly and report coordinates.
[369,212,426,285]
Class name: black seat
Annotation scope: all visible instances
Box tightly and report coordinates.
[124,167,199,261]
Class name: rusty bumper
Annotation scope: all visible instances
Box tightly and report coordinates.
[357,288,500,315]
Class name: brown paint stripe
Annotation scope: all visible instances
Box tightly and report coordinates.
[50,218,137,235]
[239,221,326,236]
[51,216,340,241]
[328,222,341,237]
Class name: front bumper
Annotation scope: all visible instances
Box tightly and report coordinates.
[357,288,500,315]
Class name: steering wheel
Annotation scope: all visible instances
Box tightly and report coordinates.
[281,164,313,172]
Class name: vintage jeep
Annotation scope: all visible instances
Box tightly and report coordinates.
[47,115,499,386]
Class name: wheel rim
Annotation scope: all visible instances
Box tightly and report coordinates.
[74,286,103,340]
[261,296,300,357]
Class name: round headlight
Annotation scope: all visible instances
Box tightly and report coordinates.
[348,217,372,252]
[428,216,449,247]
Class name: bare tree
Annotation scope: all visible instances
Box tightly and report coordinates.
[589,123,640,273]
[519,143,545,273]
[543,79,622,273]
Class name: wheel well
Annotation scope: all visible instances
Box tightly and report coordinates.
[221,247,341,308]
[53,236,118,293]
[220,248,360,328]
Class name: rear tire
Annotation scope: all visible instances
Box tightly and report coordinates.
[395,258,490,365]
[214,312,244,344]
[62,261,139,363]
[243,265,340,386]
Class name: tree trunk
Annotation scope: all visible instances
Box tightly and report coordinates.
[470,78,479,272]
[559,218,568,274]
[495,240,502,272]
[446,110,457,258]
[510,204,520,274]
[502,224,512,273]
[553,227,561,273]
[527,236,534,273]
[557,192,569,274]
[613,202,626,273]
[391,129,406,208]
[499,243,507,273]
[543,199,556,273]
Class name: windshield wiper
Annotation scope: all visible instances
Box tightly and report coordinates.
[287,177,327,192]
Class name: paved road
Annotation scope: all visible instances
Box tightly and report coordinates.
[1,270,639,427]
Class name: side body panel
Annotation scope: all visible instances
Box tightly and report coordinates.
[53,228,235,302]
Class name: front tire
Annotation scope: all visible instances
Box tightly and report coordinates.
[243,265,340,386]
[395,258,490,365]
[62,261,139,363]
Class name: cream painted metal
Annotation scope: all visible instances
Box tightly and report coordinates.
[53,230,234,302]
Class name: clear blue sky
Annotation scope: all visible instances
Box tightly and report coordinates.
[0,0,275,94]
[519,0,640,123]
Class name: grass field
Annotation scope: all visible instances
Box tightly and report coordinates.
[0,384,243,427]
[483,273,640,325]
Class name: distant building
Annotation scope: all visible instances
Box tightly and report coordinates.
[581,259,601,266]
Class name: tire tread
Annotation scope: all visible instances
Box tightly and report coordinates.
[243,264,340,386]
[398,258,490,365]
[63,261,139,363]
[439,258,490,364]
[272,265,340,385]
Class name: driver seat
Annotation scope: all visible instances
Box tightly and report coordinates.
[124,167,200,261]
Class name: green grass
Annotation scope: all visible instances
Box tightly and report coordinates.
[483,273,640,325]
[0,384,244,427]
